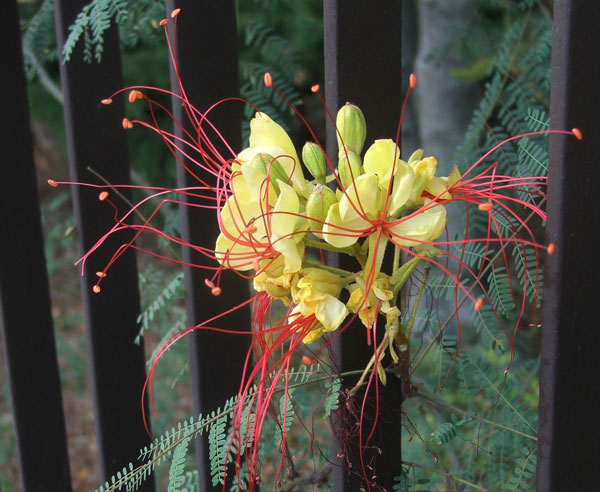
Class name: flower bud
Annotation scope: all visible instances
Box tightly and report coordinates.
[306,184,337,232]
[302,142,327,183]
[336,103,367,155]
[249,153,289,191]
[338,150,362,189]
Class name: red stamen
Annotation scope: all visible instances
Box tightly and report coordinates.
[572,127,582,140]
[547,243,555,255]
[101,98,113,105]
[263,72,273,88]
[409,73,417,89]
[47,179,58,187]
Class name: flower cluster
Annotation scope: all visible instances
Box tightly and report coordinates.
[214,102,463,351]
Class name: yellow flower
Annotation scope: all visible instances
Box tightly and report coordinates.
[346,273,397,328]
[253,271,295,305]
[291,268,348,343]
[216,153,306,273]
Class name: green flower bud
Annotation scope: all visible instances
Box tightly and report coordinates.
[249,153,289,191]
[306,184,337,232]
[302,142,327,183]
[336,103,367,155]
[338,150,363,189]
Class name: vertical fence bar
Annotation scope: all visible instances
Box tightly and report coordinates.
[53,2,154,488]
[0,1,72,490]
[323,1,403,490]
[164,1,249,488]
[538,1,600,490]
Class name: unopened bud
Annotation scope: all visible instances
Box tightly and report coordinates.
[249,153,289,190]
[306,184,337,232]
[302,142,327,183]
[338,150,362,189]
[336,104,367,155]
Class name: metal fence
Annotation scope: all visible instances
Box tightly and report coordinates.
[1,0,598,491]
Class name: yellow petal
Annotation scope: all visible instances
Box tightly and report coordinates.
[339,174,381,222]
[363,139,402,189]
[271,237,303,273]
[215,232,258,271]
[271,180,299,239]
[387,161,415,217]
[322,202,363,248]
[315,294,348,332]
[425,176,452,200]
[389,201,447,248]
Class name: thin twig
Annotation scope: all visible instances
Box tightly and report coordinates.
[402,460,491,491]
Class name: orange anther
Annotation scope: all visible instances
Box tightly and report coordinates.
[92,285,102,294]
[244,225,257,234]
[409,73,417,89]
[101,98,113,105]
[478,202,493,212]
[99,191,109,201]
[474,298,484,312]
[122,118,133,129]
[263,72,273,88]
[302,355,313,366]
[572,127,582,140]
[547,243,555,255]
[171,8,181,17]
[159,18,169,26]
[96,271,107,278]
[311,84,320,93]
[211,287,222,296]
[47,179,58,187]
[252,259,260,271]
[128,90,137,103]
[204,278,216,289]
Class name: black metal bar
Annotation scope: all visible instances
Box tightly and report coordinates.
[164,1,249,488]
[538,1,600,490]
[323,1,403,490]
[53,2,154,488]
[0,1,72,490]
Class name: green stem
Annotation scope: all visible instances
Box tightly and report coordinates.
[304,237,356,256]
[391,255,423,299]
[392,245,400,273]
[302,259,354,279]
